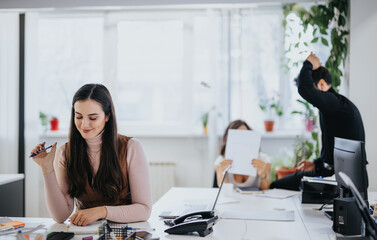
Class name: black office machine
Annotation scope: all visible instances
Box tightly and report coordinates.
[333,137,369,237]
[164,210,218,237]
[300,177,338,204]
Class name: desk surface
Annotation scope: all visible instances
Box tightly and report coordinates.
[0,174,24,185]
[148,187,335,240]
[6,187,368,240]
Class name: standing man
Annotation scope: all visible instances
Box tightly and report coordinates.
[270,53,367,191]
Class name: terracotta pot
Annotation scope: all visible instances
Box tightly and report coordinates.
[50,118,59,131]
[305,119,315,132]
[264,120,275,132]
[275,167,297,179]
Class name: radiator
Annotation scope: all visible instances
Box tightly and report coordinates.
[149,162,176,203]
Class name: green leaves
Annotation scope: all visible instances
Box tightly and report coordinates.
[283,0,350,91]
[321,37,329,46]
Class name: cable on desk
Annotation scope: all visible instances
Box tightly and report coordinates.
[317,199,335,211]
[242,219,249,240]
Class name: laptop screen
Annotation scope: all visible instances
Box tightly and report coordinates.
[211,165,231,211]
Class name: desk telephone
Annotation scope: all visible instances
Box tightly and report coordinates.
[164,210,218,237]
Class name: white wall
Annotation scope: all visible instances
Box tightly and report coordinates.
[0,13,19,174]
[350,0,377,191]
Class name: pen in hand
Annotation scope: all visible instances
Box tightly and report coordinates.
[29,145,52,158]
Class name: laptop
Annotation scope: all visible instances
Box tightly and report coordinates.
[159,166,230,219]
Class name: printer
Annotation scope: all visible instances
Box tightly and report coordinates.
[300,176,339,204]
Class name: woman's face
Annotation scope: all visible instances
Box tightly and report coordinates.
[237,124,248,130]
[74,99,109,140]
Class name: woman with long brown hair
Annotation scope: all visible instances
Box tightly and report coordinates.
[30,84,151,225]
[215,119,271,190]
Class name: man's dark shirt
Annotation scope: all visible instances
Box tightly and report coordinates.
[298,61,366,173]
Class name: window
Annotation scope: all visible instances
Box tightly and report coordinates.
[116,20,184,123]
[34,7,305,135]
[229,9,284,131]
[37,15,103,130]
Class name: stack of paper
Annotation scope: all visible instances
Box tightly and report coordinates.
[302,176,337,186]
[255,189,301,199]
[221,210,295,221]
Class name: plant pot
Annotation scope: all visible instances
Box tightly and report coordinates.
[203,125,208,135]
[50,118,59,131]
[264,120,275,132]
[275,167,297,179]
[305,119,315,132]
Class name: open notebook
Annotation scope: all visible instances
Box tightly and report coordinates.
[159,166,230,219]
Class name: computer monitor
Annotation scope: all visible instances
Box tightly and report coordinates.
[334,137,368,200]
[339,172,377,240]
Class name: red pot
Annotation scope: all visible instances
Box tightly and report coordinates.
[264,120,275,132]
[50,118,59,131]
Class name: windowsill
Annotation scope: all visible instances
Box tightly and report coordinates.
[39,129,313,139]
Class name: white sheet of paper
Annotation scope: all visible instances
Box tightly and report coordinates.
[49,220,103,235]
[255,189,301,199]
[221,210,295,221]
[225,129,261,176]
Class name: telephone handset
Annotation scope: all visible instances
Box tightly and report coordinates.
[164,210,218,237]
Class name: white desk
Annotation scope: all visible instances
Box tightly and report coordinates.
[5,187,363,240]
[147,187,335,240]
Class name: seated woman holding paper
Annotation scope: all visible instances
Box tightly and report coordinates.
[215,120,271,190]
[30,84,151,226]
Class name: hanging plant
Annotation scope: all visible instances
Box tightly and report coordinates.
[283,0,349,91]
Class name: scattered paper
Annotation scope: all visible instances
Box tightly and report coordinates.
[184,197,239,205]
[303,176,337,186]
[255,189,301,199]
[49,220,103,235]
[225,129,261,176]
[221,210,295,221]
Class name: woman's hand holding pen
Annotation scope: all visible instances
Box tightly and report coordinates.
[30,142,57,175]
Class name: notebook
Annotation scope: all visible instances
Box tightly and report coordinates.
[159,166,230,219]
[236,187,263,194]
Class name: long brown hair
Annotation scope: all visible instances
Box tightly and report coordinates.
[66,84,124,201]
[220,120,252,156]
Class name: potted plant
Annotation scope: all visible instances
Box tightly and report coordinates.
[260,97,283,132]
[291,99,317,132]
[50,117,59,131]
[201,112,209,134]
[275,136,315,179]
[39,112,48,129]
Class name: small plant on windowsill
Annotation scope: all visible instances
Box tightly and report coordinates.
[39,112,48,129]
[259,97,283,132]
[291,99,317,132]
[201,112,209,135]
